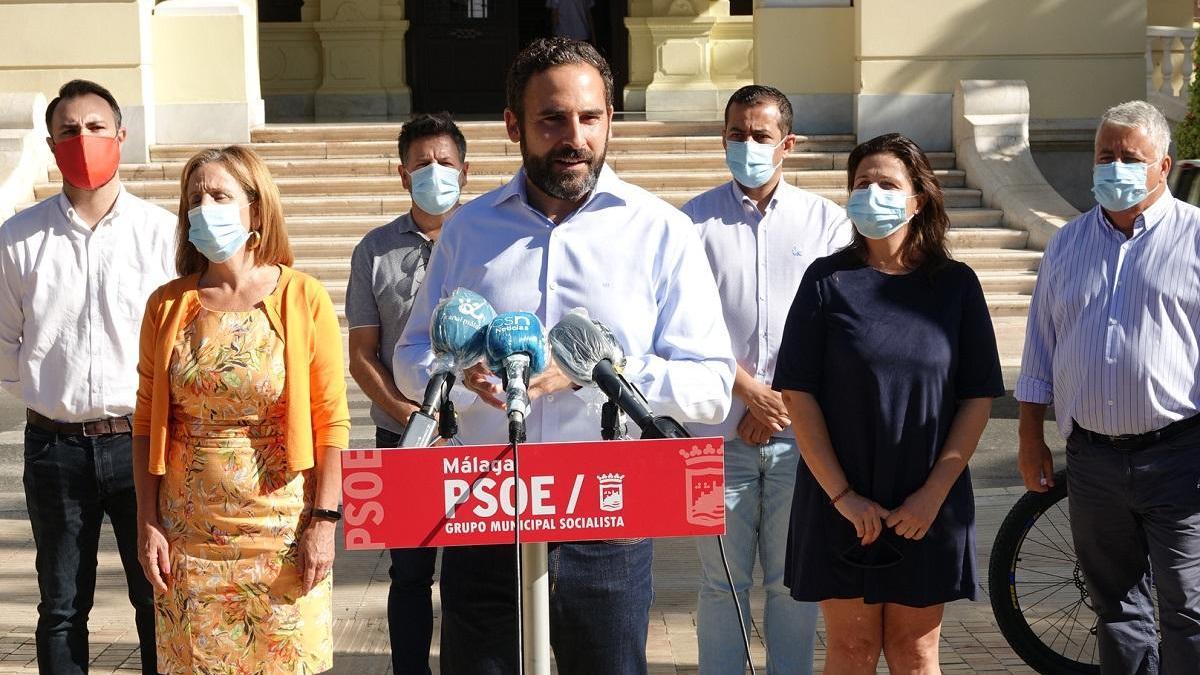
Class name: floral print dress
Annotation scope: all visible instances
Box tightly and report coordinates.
[157,307,333,674]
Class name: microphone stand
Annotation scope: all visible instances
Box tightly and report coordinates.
[501,366,550,675]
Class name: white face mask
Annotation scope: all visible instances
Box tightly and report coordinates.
[409,162,462,215]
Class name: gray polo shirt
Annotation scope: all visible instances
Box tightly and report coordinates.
[346,213,433,433]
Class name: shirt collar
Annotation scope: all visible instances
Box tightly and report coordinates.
[491,163,623,215]
[57,186,130,230]
[729,178,788,215]
[1097,187,1175,236]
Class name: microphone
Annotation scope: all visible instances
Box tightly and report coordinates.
[485,312,548,443]
[400,288,497,448]
[547,310,690,440]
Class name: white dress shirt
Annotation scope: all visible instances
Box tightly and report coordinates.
[0,189,177,422]
[1016,190,1200,437]
[684,180,852,440]
[393,165,735,445]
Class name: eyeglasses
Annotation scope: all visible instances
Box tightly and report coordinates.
[837,536,905,570]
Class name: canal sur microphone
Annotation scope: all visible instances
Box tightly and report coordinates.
[399,288,497,448]
[547,310,689,440]
[485,312,548,443]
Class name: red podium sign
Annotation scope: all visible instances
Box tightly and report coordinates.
[341,437,725,550]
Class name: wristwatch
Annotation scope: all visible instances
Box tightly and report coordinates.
[312,507,342,521]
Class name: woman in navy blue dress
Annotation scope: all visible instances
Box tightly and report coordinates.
[773,133,1003,673]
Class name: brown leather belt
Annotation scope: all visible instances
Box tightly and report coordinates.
[26,409,133,437]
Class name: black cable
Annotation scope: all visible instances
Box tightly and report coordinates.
[511,439,524,675]
[716,534,757,674]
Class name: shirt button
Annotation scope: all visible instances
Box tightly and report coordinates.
[546,395,555,403]
[548,283,557,291]
[1108,400,1114,406]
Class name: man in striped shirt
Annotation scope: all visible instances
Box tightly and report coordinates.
[1016,100,1200,673]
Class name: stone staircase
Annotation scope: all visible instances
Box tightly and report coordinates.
[32,121,1035,376]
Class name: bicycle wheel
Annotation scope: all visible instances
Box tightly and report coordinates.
[989,470,1100,674]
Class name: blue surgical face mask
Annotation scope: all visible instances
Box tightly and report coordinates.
[410,162,462,216]
[846,184,916,240]
[1092,161,1162,212]
[187,203,249,263]
[725,138,783,189]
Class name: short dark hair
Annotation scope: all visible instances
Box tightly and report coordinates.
[724,85,793,137]
[398,112,467,165]
[45,79,123,131]
[505,37,613,122]
[846,133,951,270]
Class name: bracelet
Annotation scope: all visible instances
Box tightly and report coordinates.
[830,486,853,505]
[311,507,342,522]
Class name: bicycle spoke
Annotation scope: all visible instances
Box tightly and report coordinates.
[1014,566,1075,582]
[1026,520,1075,560]
[1016,579,1074,609]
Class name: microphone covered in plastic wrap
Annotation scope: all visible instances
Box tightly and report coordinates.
[546,308,626,386]
[430,287,497,369]
[485,312,548,377]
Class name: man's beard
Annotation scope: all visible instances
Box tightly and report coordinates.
[522,141,607,202]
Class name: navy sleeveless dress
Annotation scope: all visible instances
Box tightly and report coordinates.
[773,249,1004,607]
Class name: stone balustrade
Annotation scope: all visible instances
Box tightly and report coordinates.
[1147,25,1197,122]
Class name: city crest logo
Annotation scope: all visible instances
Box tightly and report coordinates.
[598,473,625,512]
[680,443,724,526]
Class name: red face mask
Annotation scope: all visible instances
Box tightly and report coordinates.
[52,134,121,190]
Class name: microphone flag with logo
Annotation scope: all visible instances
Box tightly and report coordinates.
[431,287,497,369]
[399,288,498,449]
[485,312,547,443]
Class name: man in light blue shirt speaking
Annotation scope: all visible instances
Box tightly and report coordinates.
[393,38,734,674]
[683,84,851,675]
[1016,100,1200,673]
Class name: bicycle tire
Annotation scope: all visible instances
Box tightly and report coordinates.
[989,470,1100,674]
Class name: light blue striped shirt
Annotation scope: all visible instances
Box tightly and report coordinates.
[1015,190,1200,437]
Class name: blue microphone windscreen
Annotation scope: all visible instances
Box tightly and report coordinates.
[431,288,497,365]
[485,312,548,375]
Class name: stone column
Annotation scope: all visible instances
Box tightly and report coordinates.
[312,0,410,120]
[626,1,753,118]
[153,0,266,144]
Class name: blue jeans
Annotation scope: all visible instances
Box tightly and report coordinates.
[377,427,439,675]
[439,540,654,674]
[22,424,156,675]
[1067,424,1200,675]
[696,438,817,675]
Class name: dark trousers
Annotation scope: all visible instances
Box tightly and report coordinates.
[378,427,439,675]
[1068,424,1200,675]
[438,539,654,675]
[23,425,156,674]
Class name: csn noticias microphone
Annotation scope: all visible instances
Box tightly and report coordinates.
[399,288,497,448]
[485,312,548,444]
[547,309,689,440]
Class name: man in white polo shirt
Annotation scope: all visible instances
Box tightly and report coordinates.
[0,80,175,674]
[684,84,852,675]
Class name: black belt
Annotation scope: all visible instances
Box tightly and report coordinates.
[1074,413,1200,451]
[26,409,133,437]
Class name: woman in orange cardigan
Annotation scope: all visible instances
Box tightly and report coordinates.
[132,146,349,673]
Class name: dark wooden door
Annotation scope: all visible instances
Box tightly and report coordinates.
[408,1,520,114]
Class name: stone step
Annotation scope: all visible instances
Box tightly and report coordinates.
[46,178,983,208]
[286,227,1026,262]
[954,248,1043,271]
[55,158,967,186]
[250,120,750,143]
[148,140,949,167]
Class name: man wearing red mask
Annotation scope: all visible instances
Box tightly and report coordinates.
[0,79,175,674]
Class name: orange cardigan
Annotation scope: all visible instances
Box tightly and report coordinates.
[133,266,350,475]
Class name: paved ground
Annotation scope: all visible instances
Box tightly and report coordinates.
[0,370,1071,673]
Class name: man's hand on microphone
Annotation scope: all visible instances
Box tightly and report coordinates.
[463,362,505,409]
[528,357,573,401]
